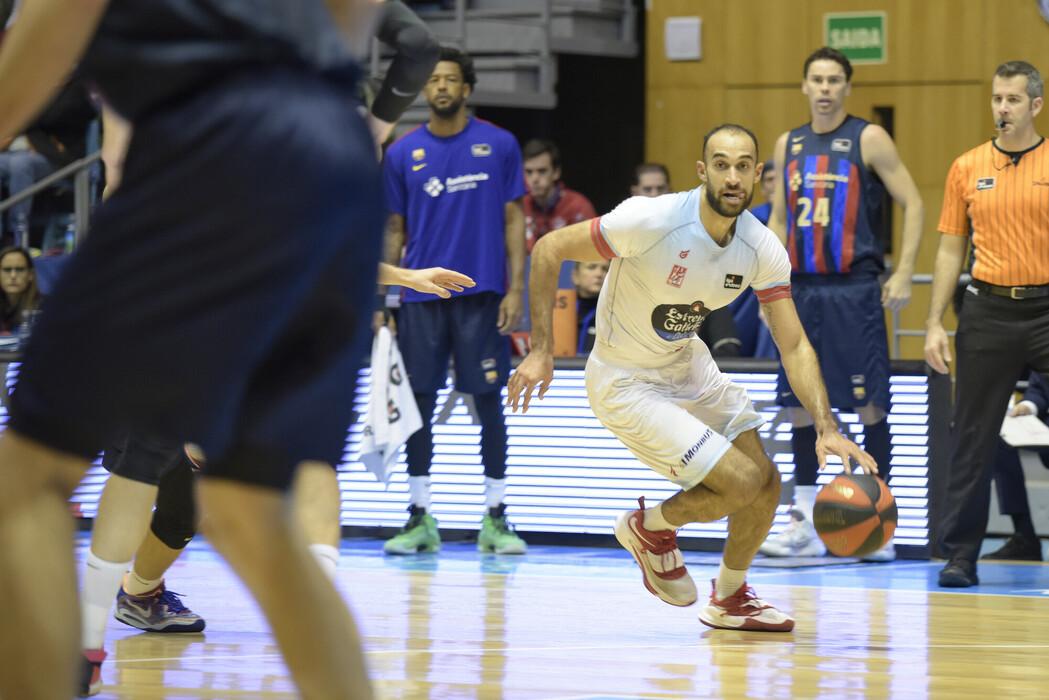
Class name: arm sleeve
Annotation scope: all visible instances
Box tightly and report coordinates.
[594,196,674,259]
[370,1,440,124]
[937,158,969,236]
[751,229,793,303]
[382,149,407,216]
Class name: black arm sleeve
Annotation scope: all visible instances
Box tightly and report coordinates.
[370,1,440,124]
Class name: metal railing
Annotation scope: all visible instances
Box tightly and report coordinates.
[889,272,969,358]
[0,150,101,249]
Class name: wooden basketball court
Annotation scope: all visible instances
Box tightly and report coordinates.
[89,538,1049,699]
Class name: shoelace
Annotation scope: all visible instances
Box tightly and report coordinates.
[398,514,426,533]
[721,585,772,615]
[489,516,518,535]
[156,588,191,615]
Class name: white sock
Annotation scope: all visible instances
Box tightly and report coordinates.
[309,544,340,582]
[484,477,506,510]
[794,485,819,523]
[81,551,130,649]
[408,476,431,510]
[715,562,747,601]
[642,502,677,532]
[123,568,163,596]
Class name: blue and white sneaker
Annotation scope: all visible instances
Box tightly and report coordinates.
[114,583,206,633]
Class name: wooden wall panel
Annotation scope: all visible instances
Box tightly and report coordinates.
[646,87,725,190]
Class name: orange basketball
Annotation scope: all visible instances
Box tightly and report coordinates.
[812,474,897,557]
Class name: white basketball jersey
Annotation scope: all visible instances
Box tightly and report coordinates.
[590,187,791,366]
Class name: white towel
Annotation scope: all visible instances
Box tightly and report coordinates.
[359,327,423,484]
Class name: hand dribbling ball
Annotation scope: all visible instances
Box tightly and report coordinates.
[813,474,897,557]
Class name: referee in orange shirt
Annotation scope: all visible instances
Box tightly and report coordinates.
[926,60,1049,587]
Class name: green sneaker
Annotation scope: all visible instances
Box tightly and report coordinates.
[384,506,441,555]
[478,504,527,555]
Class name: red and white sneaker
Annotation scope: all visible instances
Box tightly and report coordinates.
[614,497,697,607]
[79,648,106,696]
[698,580,795,632]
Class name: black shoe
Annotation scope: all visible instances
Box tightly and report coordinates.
[938,559,979,588]
[980,535,1043,561]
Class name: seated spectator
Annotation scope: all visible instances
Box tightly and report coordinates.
[726,160,779,357]
[523,139,596,252]
[630,162,671,197]
[573,260,607,354]
[0,76,95,245]
[749,160,776,225]
[0,246,41,333]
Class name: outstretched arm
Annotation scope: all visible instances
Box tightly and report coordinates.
[506,219,606,412]
[377,263,474,298]
[763,296,877,474]
[0,0,109,141]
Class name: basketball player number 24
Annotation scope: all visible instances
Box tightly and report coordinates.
[796,196,830,227]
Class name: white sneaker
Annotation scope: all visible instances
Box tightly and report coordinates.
[759,511,826,558]
[861,538,896,562]
[698,580,795,632]
[614,497,698,607]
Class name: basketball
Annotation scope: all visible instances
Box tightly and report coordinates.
[812,474,897,557]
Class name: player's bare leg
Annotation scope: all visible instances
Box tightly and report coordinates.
[292,461,343,580]
[199,474,372,700]
[130,530,185,582]
[0,431,91,699]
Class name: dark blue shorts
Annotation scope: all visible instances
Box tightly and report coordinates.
[398,292,510,395]
[9,67,383,490]
[776,276,890,411]
[102,432,190,487]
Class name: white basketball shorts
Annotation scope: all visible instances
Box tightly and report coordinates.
[585,341,764,489]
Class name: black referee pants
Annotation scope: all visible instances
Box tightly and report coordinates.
[938,289,1049,563]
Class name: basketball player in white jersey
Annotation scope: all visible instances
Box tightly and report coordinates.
[508,124,875,631]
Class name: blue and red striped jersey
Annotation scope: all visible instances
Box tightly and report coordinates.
[783,115,885,276]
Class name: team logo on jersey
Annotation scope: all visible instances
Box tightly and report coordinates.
[471,143,492,157]
[412,148,426,161]
[831,138,852,152]
[651,300,710,341]
[423,176,444,197]
[791,142,804,155]
[679,249,690,259]
[976,177,996,190]
[412,163,427,172]
[790,171,804,191]
[791,135,805,143]
[724,274,743,289]
[666,264,688,288]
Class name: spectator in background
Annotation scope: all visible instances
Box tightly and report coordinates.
[0,245,40,333]
[749,160,776,225]
[0,77,96,245]
[523,138,596,252]
[382,46,528,556]
[984,371,1048,561]
[573,260,607,354]
[631,162,670,197]
[629,161,741,356]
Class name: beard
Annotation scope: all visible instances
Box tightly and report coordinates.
[430,94,464,118]
[705,184,754,218]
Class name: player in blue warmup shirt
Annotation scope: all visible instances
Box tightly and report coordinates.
[381,46,529,555]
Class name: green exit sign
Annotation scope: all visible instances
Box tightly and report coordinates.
[824,12,887,65]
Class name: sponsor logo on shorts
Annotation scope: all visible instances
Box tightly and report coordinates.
[666,264,688,288]
[853,386,867,400]
[681,428,715,468]
[831,138,852,152]
[851,374,865,385]
[651,300,710,341]
[471,143,492,157]
[724,273,743,289]
[485,370,499,384]
[481,358,497,370]
[976,177,996,190]
[412,148,426,161]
